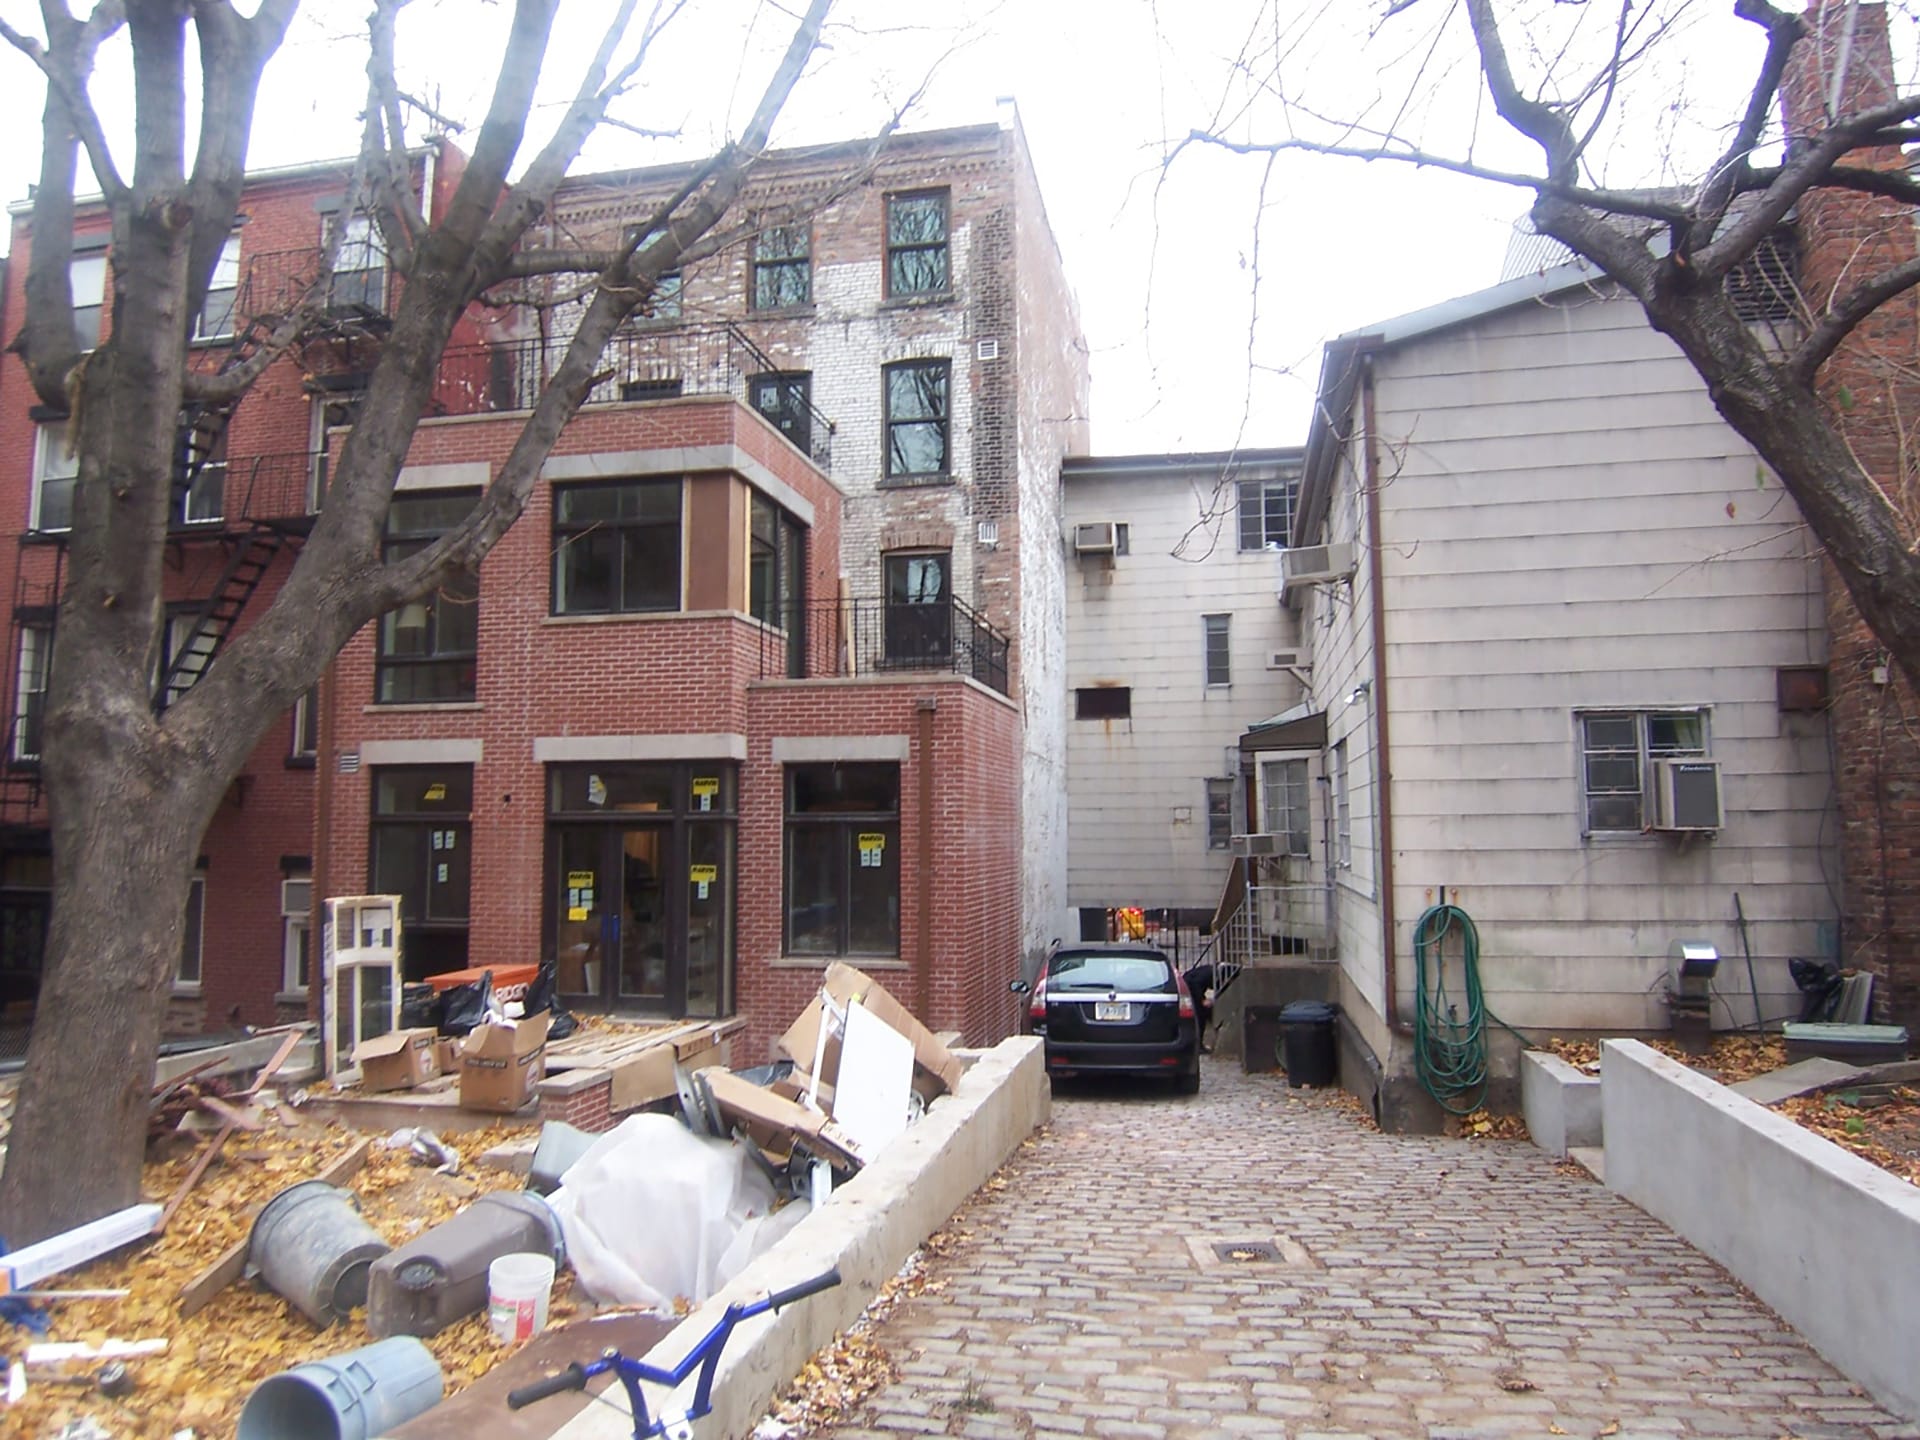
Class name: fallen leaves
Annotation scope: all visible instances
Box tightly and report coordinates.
[1459,1109,1528,1142]
[1779,1086,1920,1188]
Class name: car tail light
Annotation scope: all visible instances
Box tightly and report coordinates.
[1174,972,1196,1020]
[1029,975,1048,1022]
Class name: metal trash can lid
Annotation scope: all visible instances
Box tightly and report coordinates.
[1279,1000,1338,1022]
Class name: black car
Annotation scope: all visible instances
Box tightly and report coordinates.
[1011,943,1200,1094]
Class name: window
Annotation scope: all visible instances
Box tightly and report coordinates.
[552,479,682,616]
[749,372,812,457]
[1206,777,1234,851]
[1238,477,1299,552]
[290,685,319,761]
[883,551,952,664]
[174,411,225,526]
[71,251,106,350]
[158,611,213,709]
[752,224,811,309]
[1075,686,1131,720]
[13,626,50,763]
[645,269,681,321]
[195,234,241,340]
[1580,710,1709,834]
[884,360,950,478]
[886,190,949,296]
[620,377,684,401]
[784,763,899,957]
[33,423,78,532]
[1333,741,1351,867]
[751,493,806,676]
[328,212,386,312]
[282,874,312,994]
[370,765,473,928]
[177,872,205,990]
[378,492,479,703]
[1203,614,1231,687]
[1259,757,1311,857]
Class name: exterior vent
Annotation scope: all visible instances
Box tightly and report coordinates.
[1266,648,1308,671]
[1652,759,1723,832]
[976,338,1000,361]
[1073,522,1118,555]
[1279,542,1357,591]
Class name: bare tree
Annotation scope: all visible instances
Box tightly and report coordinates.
[0,0,838,1245]
[1179,0,1920,686]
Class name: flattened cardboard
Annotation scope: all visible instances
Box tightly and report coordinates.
[458,1009,550,1113]
[607,1035,731,1113]
[699,1068,861,1167]
[352,1027,439,1093]
[433,1037,461,1076]
[777,963,965,1100]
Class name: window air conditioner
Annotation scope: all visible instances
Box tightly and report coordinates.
[1232,833,1283,857]
[1279,542,1357,590]
[1072,522,1117,555]
[281,878,313,919]
[1652,758,1723,832]
[1266,648,1309,671]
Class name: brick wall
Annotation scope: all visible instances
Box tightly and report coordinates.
[1784,3,1920,1026]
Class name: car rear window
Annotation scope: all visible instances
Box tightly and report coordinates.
[1046,952,1174,993]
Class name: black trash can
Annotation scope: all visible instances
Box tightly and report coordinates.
[1242,1005,1284,1074]
[1279,1000,1339,1087]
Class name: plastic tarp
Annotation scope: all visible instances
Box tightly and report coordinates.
[547,1114,807,1310]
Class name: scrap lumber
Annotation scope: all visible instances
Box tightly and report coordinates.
[241,1031,304,1095]
[0,1205,163,1297]
[193,1094,266,1132]
[158,1121,238,1232]
[175,1137,370,1318]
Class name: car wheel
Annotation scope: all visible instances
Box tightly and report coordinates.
[1176,1065,1201,1096]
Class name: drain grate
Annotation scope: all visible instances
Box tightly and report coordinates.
[1212,1240,1280,1263]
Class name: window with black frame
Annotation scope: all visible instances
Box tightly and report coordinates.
[785,764,900,957]
[885,191,949,296]
[1237,476,1298,552]
[884,551,951,664]
[749,372,812,457]
[377,492,479,703]
[752,225,811,310]
[552,479,682,616]
[884,360,950,479]
[370,765,473,933]
[750,492,806,674]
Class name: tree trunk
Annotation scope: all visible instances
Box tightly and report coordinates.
[2,757,209,1244]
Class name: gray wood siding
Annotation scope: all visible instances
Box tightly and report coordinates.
[1361,288,1836,1029]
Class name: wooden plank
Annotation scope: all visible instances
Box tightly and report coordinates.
[175,1137,371,1318]
[241,1031,304,1095]
[193,1094,265,1133]
[158,1122,237,1232]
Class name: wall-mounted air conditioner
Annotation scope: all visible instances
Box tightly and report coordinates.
[1266,648,1309,671]
[1652,758,1723,832]
[1279,542,1357,591]
[1072,522,1117,555]
[1232,833,1283,857]
[281,877,312,919]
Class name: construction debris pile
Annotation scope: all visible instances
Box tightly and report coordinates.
[0,963,963,1439]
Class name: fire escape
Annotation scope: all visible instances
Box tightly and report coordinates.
[0,250,392,833]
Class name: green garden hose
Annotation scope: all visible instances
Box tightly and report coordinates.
[1412,901,1489,1115]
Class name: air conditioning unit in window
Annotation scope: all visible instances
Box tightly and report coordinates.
[1652,758,1723,832]
[1266,648,1309,671]
[1072,522,1117,555]
[1232,833,1283,857]
[281,878,312,919]
[1279,542,1356,591]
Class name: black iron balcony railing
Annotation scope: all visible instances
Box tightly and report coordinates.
[756,596,1010,696]
[429,321,835,472]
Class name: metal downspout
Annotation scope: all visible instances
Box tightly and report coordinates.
[915,697,937,1024]
[1362,362,1402,1033]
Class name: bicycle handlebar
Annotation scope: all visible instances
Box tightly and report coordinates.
[766,1266,842,1313]
[506,1362,590,1410]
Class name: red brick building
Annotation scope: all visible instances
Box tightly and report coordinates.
[0,120,1078,1066]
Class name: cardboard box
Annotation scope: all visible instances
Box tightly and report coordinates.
[352,1027,439,1093]
[607,1033,731,1113]
[777,963,966,1100]
[699,1068,861,1167]
[458,1009,551,1113]
[434,1037,461,1076]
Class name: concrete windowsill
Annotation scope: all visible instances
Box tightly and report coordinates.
[768,956,911,971]
[361,702,483,714]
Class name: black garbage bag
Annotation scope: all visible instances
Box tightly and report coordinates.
[522,957,579,1040]
[1789,957,1844,1023]
[399,982,441,1031]
[437,973,493,1036]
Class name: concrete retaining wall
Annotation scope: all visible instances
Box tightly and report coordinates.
[1602,1038,1920,1422]
[1521,1050,1601,1157]
[558,1035,1049,1440]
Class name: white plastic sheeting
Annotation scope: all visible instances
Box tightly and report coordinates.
[548,1114,807,1310]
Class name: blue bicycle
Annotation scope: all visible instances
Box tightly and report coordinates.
[506,1267,843,1439]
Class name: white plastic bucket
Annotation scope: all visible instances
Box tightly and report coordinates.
[488,1252,555,1344]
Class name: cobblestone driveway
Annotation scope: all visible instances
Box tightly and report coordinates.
[824,1058,1917,1440]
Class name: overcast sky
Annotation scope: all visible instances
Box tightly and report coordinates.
[0,1,1832,454]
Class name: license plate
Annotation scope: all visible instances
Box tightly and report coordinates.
[1093,1001,1130,1021]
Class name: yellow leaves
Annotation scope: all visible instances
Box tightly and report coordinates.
[1599,1423,1620,1437]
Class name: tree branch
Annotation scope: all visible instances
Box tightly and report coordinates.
[362,0,427,268]
[1790,254,1920,384]
[1463,0,1579,186]
[1686,0,1803,259]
